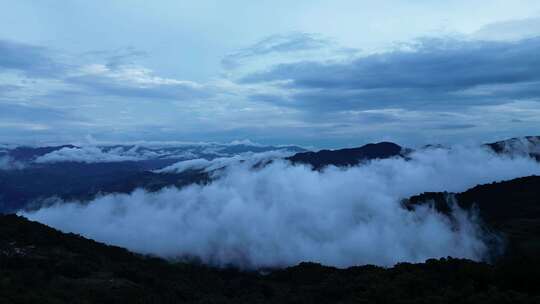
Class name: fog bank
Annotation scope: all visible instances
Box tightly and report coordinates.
[23,146,540,268]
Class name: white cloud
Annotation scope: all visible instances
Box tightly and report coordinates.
[34,146,142,164]
[473,17,540,41]
[156,150,295,174]
[23,146,540,268]
[77,64,203,88]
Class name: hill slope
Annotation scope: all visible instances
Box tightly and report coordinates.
[404,175,540,258]
[1,214,540,303]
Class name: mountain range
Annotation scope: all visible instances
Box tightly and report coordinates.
[1,136,539,213]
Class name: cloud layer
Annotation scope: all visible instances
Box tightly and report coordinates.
[243,37,540,111]
[23,146,540,268]
[1,31,540,146]
[1,10,540,146]
[34,146,142,164]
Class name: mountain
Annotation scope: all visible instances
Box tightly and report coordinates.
[0,161,219,213]
[486,136,540,160]
[2,136,539,213]
[404,175,540,258]
[2,139,540,302]
[3,145,78,162]
[287,142,404,170]
[1,143,306,164]
[1,213,539,303]
[0,143,305,213]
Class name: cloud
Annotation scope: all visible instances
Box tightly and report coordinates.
[0,155,24,170]
[434,123,477,130]
[0,39,212,106]
[22,146,540,269]
[0,39,64,77]
[0,103,92,141]
[31,143,301,164]
[492,136,540,156]
[66,64,212,100]
[156,150,296,174]
[242,37,540,111]
[222,32,334,69]
[82,46,149,68]
[0,103,76,123]
[0,84,22,96]
[1,30,539,146]
[34,146,142,164]
[473,17,540,41]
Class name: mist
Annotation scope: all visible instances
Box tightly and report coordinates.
[0,156,24,170]
[22,146,540,269]
[34,146,148,163]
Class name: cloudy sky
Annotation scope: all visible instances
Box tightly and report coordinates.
[1,0,539,148]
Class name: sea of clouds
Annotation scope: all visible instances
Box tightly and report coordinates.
[22,145,540,269]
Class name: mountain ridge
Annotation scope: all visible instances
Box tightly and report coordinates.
[1,136,539,213]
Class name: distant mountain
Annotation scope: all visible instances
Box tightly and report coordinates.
[2,141,406,212]
[0,143,305,213]
[0,161,206,213]
[287,142,404,170]
[2,213,539,303]
[485,136,540,160]
[2,137,540,213]
[3,145,78,162]
[2,143,306,165]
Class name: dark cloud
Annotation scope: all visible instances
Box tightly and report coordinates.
[222,33,332,69]
[0,103,82,123]
[434,124,477,130]
[243,37,540,110]
[0,39,208,102]
[82,47,149,68]
[0,40,64,77]
[0,103,92,142]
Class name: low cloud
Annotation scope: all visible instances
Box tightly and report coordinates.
[23,146,540,268]
[156,150,296,174]
[34,146,142,164]
[32,144,300,164]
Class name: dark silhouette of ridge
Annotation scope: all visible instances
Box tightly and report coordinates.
[2,136,539,213]
[2,213,540,303]
[6,145,78,162]
[485,136,540,160]
[287,142,403,169]
[404,175,540,258]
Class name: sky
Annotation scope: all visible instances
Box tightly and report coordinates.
[1,0,539,148]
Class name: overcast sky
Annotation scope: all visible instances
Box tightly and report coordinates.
[1,0,539,148]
